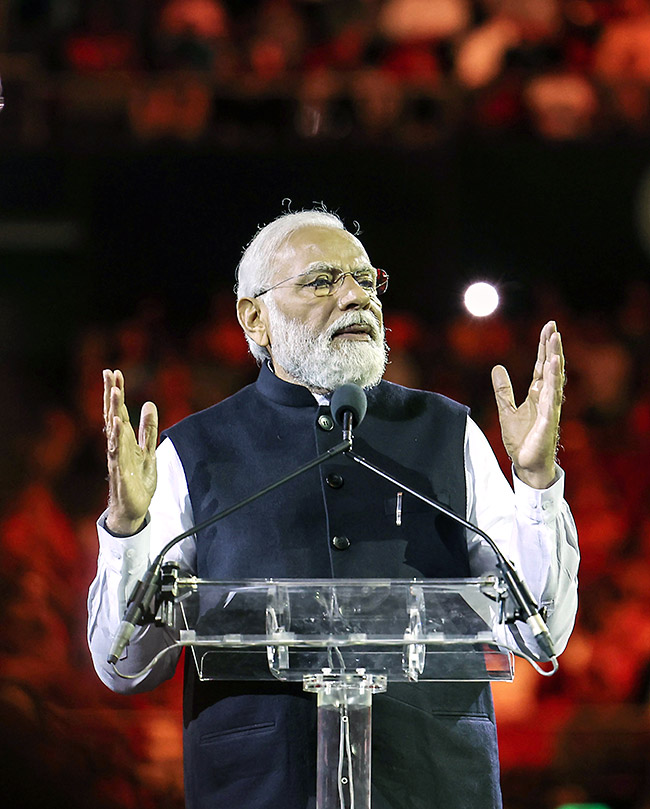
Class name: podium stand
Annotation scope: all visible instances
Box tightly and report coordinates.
[157,572,514,809]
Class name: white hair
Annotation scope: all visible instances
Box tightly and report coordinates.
[235,208,358,362]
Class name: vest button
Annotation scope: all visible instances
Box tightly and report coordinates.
[318,414,334,431]
[326,473,344,489]
[332,535,350,550]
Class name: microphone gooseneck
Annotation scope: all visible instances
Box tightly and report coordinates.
[342,448,558,661]
[107,394,359,666]
[328,383,554,659]
[109,380,556,670]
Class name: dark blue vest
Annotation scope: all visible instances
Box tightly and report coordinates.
[164,364,502,809]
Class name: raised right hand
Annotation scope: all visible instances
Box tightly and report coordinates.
[103,369,159,535]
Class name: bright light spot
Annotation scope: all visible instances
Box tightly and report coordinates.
[463,282,499,317]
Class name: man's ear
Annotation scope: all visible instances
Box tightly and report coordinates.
[237,297,271,349]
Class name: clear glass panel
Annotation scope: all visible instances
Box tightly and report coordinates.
[168,577,514,683]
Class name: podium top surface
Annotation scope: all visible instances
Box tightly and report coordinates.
[164,575,514,683]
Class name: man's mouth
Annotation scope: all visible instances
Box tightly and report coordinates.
[332,324,373,339]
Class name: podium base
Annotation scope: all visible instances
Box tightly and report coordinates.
[304,672,387,809]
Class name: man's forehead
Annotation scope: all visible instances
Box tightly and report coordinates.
[279,225,369,267]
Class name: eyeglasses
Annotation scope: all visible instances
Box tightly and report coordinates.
[253,267,389,298]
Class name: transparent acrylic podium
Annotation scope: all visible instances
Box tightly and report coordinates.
[160,573,514,809]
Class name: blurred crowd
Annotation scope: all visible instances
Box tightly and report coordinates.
[2,270,650,808]
[4,0,650,144]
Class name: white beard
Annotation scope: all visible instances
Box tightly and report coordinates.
[265,300,388,392]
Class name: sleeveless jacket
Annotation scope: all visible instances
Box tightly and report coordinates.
[163,363,502,809]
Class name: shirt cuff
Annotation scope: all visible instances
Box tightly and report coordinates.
[512,464,565,524]
[97,509,151,576]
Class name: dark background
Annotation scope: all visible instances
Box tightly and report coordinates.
[3,138,649,379]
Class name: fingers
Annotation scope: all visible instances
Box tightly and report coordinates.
[103,369,114,425]
[532,321,557,382]
[138,401,159,454]
[103,369,159,457]
[540,320,557,342]
[105,391,137,509]
[103,368,131,431]
[102,370,137,477]
[527,330,564,448]
[111,371,130,425]
[542,323,563,367]
[491,364,516,412]
[545,331,564,376]
[494,323,564,410]
[542,331,565,417]
[531,321,565,395]
[541,329,565,389]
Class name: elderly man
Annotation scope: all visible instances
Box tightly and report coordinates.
[88,209,578,809]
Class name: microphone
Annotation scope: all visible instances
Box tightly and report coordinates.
[107,560,163,665]
[330,384,367,439]
[498,562,556,660]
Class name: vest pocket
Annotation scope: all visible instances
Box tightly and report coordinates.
[428,709,492,721]
[200,720,276,745]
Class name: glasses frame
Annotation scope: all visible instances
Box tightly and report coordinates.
[253,267,389,299]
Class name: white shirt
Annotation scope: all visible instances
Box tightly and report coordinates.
[87,417,579,692]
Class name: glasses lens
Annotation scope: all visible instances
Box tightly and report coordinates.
[311,277,332,296]
[376,269,389,295]
[309,269,388,296]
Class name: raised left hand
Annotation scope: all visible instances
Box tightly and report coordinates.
[491,320,565,489]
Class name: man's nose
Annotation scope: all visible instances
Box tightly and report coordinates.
[336,274,372,309]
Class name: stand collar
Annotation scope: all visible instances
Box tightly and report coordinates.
[255,361,321,407]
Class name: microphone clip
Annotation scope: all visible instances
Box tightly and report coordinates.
[125,561,182,629]
[342,410,354,444]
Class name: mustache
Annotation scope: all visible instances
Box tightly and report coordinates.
[325,311,383,342]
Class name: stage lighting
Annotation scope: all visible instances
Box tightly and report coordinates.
[463,281,499,317]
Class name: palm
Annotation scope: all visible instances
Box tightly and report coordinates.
[112,417,157,515]
[491,322,564,489]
